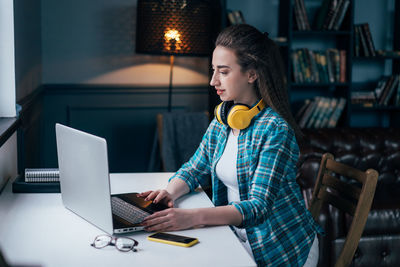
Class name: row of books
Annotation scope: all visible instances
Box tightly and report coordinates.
[227,10,245,25]
[351,75,400,107]
[354,23,376,57]
[295,97,347,128]
[295,0,350,31]
[291,48,346,83]
[376,50,400,58]
[314,0,350,31]
[293,0,310,30]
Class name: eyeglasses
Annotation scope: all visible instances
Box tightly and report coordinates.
[91,235,139,252]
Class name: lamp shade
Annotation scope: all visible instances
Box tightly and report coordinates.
[136,0,212,56]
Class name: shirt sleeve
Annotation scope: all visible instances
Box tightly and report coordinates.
[231,123,299,228]
[168,120,216,192]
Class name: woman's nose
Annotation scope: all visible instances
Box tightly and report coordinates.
[210,73,219,86]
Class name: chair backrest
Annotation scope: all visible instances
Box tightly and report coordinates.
[309,153,378,267]
[156,112,209,172]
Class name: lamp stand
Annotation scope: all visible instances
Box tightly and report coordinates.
[168,55,175,112]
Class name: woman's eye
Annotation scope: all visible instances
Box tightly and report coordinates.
[220,71,228,75]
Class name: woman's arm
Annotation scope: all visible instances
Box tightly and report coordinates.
[142,205,243,232]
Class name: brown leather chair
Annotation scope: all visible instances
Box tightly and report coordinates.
[309,153,378,267]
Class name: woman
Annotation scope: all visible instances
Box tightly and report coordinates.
[139,24,323,266]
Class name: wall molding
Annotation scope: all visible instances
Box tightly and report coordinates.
[43,84,209,95]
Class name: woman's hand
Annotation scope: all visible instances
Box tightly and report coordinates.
[141,208,199,232]
[137,190,174,208]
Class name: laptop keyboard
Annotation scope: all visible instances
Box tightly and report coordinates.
[111,196,149,225]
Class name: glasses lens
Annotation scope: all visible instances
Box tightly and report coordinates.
[93,235,112,248]
[115,238,137,252]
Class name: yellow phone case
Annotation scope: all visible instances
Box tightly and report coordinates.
[147,233,198,247]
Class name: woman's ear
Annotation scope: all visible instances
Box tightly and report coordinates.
[247,69,258,84]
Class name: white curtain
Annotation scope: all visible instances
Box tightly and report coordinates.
[0,0,16,117]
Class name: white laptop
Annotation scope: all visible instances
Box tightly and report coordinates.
[55,123,167,234]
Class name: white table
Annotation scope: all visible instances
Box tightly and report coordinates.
[0,173,256,267]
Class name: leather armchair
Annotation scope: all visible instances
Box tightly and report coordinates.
[296,128,400,267]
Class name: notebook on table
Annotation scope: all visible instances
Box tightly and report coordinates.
[55,123,168,234]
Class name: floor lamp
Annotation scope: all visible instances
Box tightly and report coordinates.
[136,0,212,112]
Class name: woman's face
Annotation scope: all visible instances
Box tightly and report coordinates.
[210,46,257,105]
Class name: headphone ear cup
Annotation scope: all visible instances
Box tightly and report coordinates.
[227,104,251,130]
[220,101,234,125]
[214,102,223,124]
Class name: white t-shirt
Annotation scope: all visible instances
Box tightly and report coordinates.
[215,130,248,243]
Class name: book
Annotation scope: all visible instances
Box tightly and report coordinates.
[382,75,399,106]
[295,99,311,122]
[326,49,336,83]
[327,0,344,30]
[227,11,236,25]
[339,50,346,83]
[25,168,59,183]
[378,76,395,105]
[321,98,338,127]
[233,10,245,24]
[299,98,318,128]
[323,0,339,30]
[362,23,376,57]
[307,97,324,128]
[308,50,319,83]
[298,0,311,30]
[333,0,350,30]
[395,74,400,106]
[328,98,346,128]
[292,51,302,83]
[333,49,340,82]
[293,0,303,30]
[357,24,370,57]
[318,52,330,83]
[314,97,331,128]
[354,25,360,57]
[374,76,390,101]
[227,10,245,25]
[313,0,332,30]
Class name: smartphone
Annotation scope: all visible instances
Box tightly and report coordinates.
[147,232,199,247]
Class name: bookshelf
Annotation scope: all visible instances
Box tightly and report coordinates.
[279,0,354,128]
[279,0,400,127]
[214,0,400,128]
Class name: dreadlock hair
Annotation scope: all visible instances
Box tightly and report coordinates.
[215,24,303,143]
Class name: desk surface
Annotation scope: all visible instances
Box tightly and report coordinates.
[0,173,256,267]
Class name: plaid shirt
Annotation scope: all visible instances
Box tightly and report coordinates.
[170,107,323,266]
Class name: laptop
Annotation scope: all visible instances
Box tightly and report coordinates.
[55,123,167,234]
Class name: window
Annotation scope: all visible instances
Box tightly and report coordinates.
[0,0,16,118]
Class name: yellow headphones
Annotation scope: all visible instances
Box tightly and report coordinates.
[214,99,266,130]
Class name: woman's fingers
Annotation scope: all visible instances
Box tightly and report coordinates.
[153,190,172,204]
[145,190,161,201]
[137,191,152,198]
[143,209,171,222]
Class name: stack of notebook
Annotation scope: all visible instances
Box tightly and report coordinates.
[12,168,60,193]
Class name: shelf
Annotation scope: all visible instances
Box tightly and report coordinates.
[291,82,350,87]
[353,55,400,60]
[292,30,351,36]
[351,105,400,111]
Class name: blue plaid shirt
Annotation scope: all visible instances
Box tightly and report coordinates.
[170,107,323,266]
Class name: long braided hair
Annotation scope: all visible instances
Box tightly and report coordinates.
[215,24,303,142]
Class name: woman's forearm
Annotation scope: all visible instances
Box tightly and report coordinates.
[193,205,243,228]
[166,178,191,201]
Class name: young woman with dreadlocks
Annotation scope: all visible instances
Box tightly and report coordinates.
[139,24,323,266]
